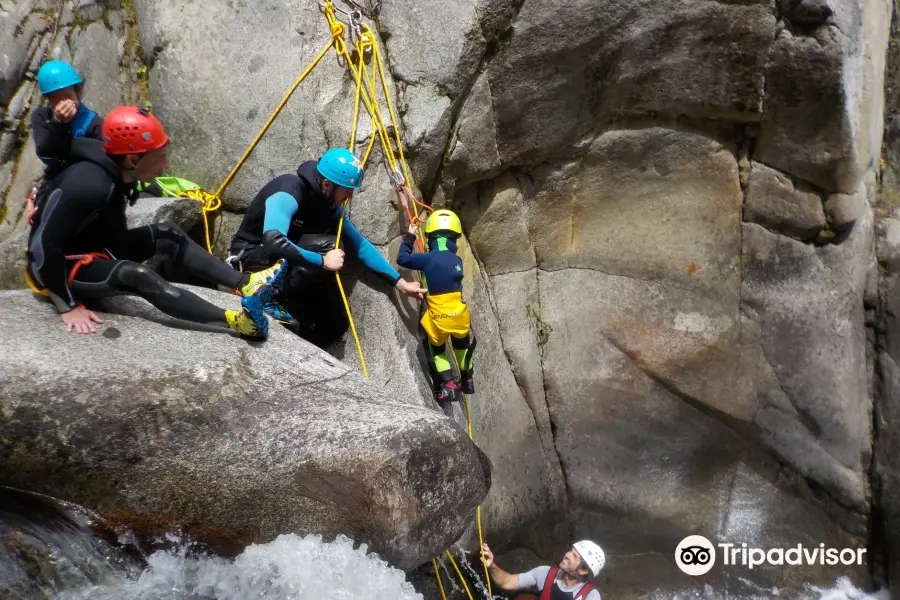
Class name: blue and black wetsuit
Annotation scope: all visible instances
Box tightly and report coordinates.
[396,233,463,296]
[30,104,102,177]
[230,160,401,345]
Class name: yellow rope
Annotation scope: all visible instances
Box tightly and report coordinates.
[361,116,378,167]
[335,271,368,376]
[360,24,428,250]
[338,31,426,256]
[348,35,365,155]
[462,390,473,439]
[334,17,494,597]
[214,36,337,201]
[346,61,395,171]
[446,550,475,600]
[356,35,379,168]
[166,35,336,255]
[324,1,426,378]
[372,32,415,206]
[333,197,368,378]
[336,29,398,171]
[477,505,490,596]
[458,357,491,596]
[433,558,448,600]
[177,188,221,255]
[328,3,372,378]
[180,21,338,254]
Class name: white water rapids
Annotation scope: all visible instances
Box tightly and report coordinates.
[52,533,423,600]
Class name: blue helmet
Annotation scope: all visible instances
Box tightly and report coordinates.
[316,148,364,189]
[37,60,83,95]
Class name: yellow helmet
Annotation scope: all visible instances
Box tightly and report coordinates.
[424,209,463,236]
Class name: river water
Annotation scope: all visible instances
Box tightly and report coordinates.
[0,487,889,600]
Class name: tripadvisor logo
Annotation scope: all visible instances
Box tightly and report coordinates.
[675,535,867,576]
[676,535,716,576]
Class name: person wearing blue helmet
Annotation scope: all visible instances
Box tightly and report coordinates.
[229,148,426,346]
[30,60,103,173]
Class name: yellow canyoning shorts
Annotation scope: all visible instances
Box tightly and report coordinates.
[420,292,471,346]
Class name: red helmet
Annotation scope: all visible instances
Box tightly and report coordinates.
[102,106,169,155]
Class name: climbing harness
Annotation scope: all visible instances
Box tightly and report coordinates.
[23,250,111,308]
[65,252,111,291]
[539,567,597,600]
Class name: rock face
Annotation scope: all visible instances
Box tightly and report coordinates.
[875,212,900,584]
[0,288,490,570]
[743,206,873,513]
[460,126,873,592]
[744,162,827,241]
[874,0,900,587]
[393,0,886,593]
[125,195,202,231]
[0,230,29,291]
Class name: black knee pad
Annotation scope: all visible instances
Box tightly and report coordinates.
[151,223,190,263]
[114,262,169,295]
[286,264,321,288]
[451,331,476,354]
[295,233,345,254]
[451,331,476,350]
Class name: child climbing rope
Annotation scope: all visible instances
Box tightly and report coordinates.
[396,191,476,403]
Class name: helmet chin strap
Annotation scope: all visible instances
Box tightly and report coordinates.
[124,153,146,182]
[319,176,337,206]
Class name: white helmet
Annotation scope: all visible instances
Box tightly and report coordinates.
[573,540,605,577]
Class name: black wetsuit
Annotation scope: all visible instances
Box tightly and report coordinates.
[26,138,246,323]
[31,104,103,178]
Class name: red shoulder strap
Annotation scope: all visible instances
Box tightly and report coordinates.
[575,583,597,600]
[539,567,560,600]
